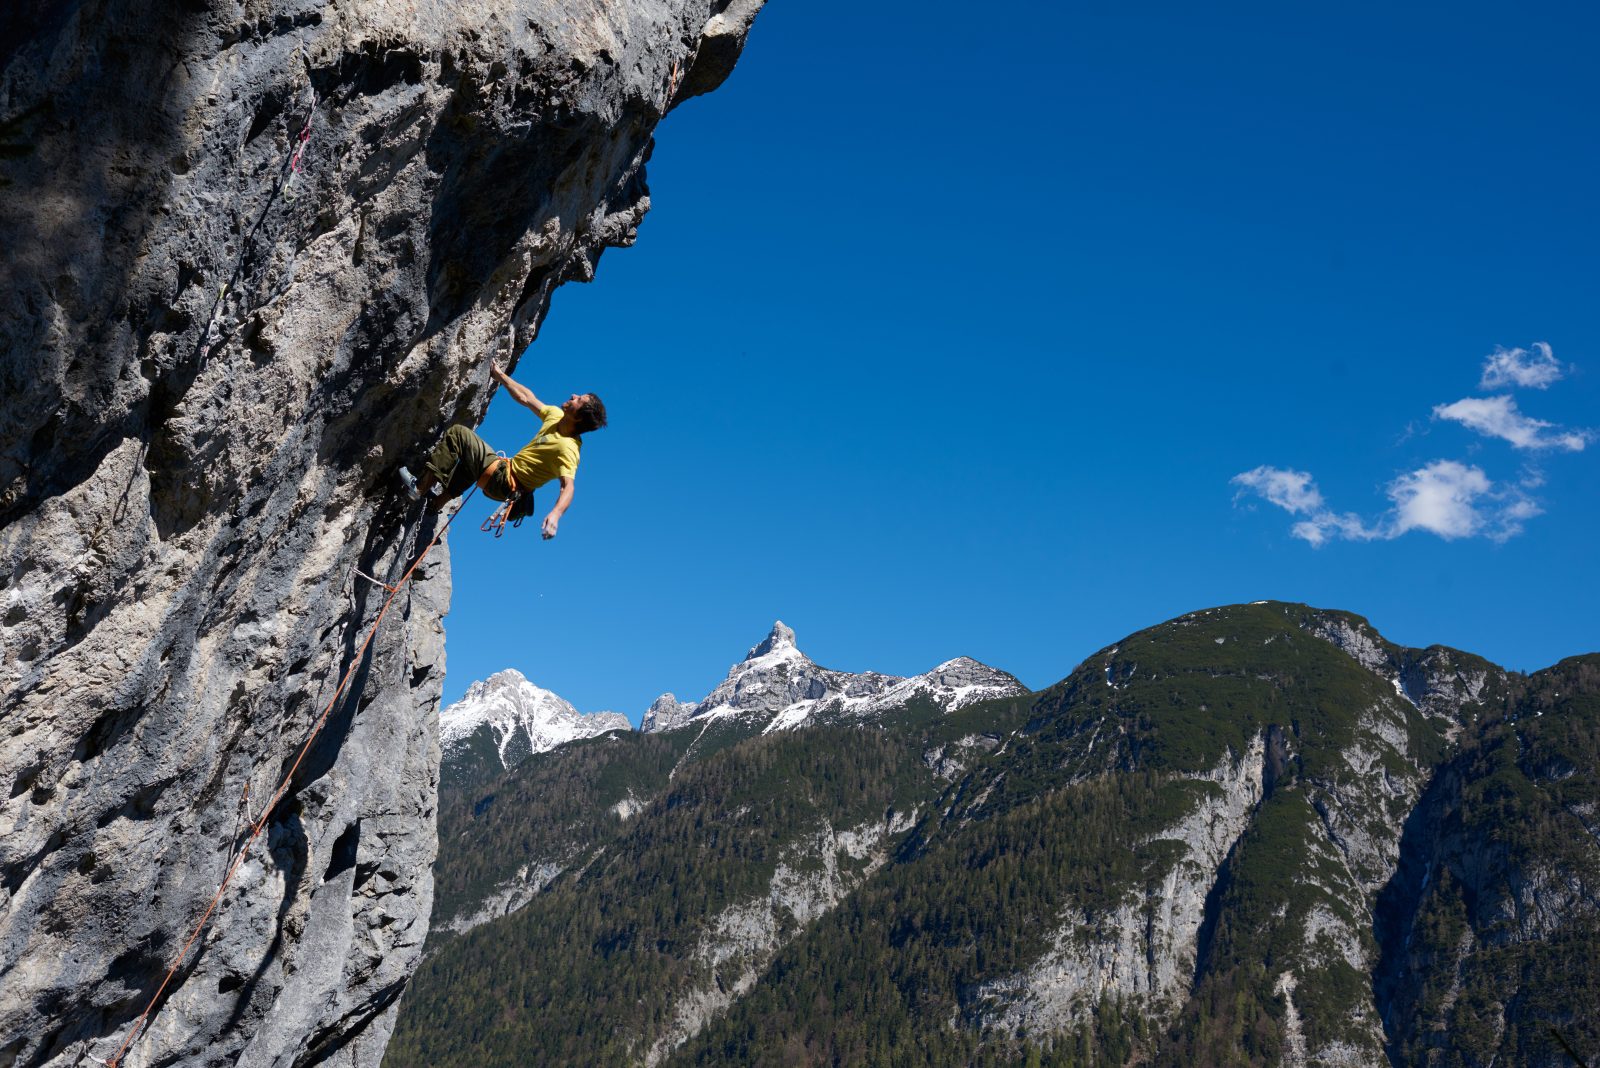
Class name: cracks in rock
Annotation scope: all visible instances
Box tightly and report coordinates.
[293,977,407,1068]
[274,507,418,797]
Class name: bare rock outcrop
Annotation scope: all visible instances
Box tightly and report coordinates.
[0,2,762,1066]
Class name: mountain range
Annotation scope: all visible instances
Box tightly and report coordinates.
[440,622,1026,794]
[389,603,1600,1068]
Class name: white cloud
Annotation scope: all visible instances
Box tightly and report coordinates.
[1230,466,1324,513]
[1385,460,1492,539]
[1290,511,1380,548]
[1230,466,1380,547]
[1233,460,1540,546]
[1232,340,1584,547]
[1480,342,1564,390]
[1432,395,1590,451]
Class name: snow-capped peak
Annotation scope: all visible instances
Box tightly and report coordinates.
[744,621,799,662]
[440,669,630,769]
[640,624,1027,734]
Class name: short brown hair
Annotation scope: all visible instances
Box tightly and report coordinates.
[574,394,607,434]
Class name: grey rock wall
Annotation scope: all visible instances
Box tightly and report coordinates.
[0,2,762,1066]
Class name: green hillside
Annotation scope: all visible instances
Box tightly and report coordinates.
[387,603,1600,1068]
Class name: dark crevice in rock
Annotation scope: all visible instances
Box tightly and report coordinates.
[325,821,361,883]
[295,978,408,1068]
[77,703,145,763]
[1191,835,1241,992]
[214,802,314,1043]
[1373,756,1460,1061]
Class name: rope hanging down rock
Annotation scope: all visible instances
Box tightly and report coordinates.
[202,76,318,358]
[103,484,478,1068]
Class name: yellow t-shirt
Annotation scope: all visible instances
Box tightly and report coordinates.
[508,405,580,492]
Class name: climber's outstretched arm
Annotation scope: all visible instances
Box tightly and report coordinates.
[542,475,575,540]
[490,361,546,412]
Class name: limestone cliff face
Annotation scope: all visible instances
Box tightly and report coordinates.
[0,2,761,1066]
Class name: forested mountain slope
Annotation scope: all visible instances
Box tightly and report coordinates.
[387,603,1599,1067]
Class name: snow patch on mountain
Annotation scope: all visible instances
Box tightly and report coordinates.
[440,669,630,767]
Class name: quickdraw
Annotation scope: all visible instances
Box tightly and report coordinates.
[282,88,316,201]
[662,57,683,114]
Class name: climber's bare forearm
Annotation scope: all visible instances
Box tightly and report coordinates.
[542,477,575,540]
[489,361,545,411]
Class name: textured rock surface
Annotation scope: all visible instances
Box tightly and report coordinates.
[928,604,1520,1064]
[639,691,694,733]
[0,2,761,1065]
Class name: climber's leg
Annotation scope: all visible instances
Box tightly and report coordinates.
[423,425,495,508]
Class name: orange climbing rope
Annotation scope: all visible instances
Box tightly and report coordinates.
[104,487,476,1068]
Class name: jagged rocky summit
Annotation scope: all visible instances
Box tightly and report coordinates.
[441,624,1024,786]
[640,621,1028,733]
[0,3,763,1067]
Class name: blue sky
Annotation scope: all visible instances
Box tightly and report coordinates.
[442,2,1598,718]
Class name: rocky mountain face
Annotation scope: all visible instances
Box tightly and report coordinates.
[438,668,628,792]
[0,3,762,1066]
[640,621,1028,734]
[389,603,1600,1067]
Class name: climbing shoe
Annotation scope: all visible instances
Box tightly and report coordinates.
[398,466,422,501]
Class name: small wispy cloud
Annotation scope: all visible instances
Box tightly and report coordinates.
[1291,510,1380,548]
[1232,461,1540,546]
[1480,342,1564,390]
[1230,466,1324,514]
[1432,395,1590,452]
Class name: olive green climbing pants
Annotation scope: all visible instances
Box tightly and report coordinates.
[425,425,515,502]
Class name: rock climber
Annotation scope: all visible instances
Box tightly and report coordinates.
[400,361,607,539]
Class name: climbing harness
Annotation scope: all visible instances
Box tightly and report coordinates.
[473,457,537,534]
[103,484,479,1068]
[476,456,520,538]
